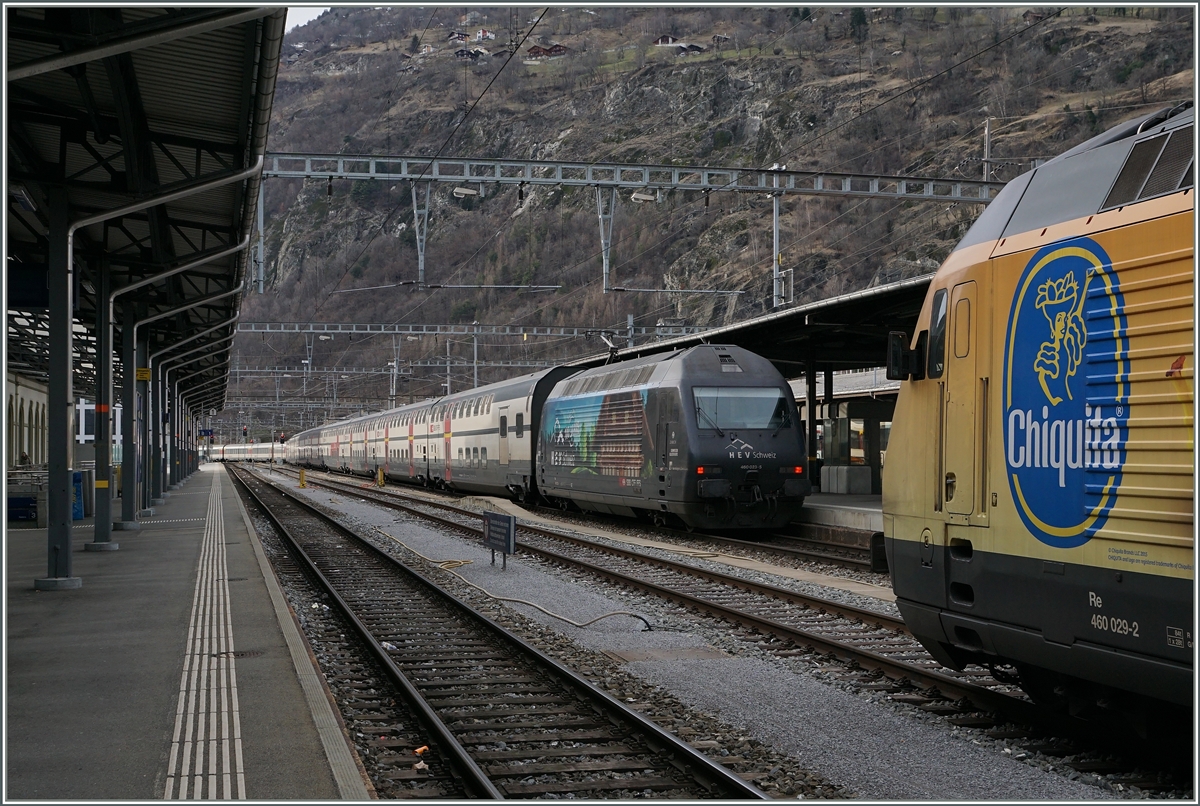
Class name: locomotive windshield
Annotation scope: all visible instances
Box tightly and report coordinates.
[693,387,790,430]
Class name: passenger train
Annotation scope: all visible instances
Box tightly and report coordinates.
[280,344,811,530]
[883,103,1194,727]
[212,442,279,462]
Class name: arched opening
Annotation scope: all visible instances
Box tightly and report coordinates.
[18,399,26,464]
[36,403,44,464]
[7,396,14,467]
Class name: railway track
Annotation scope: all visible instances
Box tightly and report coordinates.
[251,465,1194,794]
[263,467,1034,713]
[285,464,881,572]
[229,465,768,799]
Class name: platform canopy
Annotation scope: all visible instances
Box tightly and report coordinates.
[6,7,286,409]
[574,274,934,378]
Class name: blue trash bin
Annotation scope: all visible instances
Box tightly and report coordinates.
[72,471,84,520]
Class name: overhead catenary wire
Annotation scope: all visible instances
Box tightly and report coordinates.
[251,7,1107,408]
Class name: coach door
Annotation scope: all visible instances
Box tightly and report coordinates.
[498,406,510,465]
[943,281,978,518]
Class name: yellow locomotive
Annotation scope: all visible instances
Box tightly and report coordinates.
[884,103,1193,727]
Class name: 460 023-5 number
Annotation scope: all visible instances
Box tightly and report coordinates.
[1091,613,1140,637]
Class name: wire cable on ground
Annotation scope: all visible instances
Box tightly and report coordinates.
[371,526,654,631]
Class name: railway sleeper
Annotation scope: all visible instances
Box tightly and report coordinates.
[500,776,685,796]
[474,745,635,761]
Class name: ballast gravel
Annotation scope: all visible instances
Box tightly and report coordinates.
[275,473,1112,800]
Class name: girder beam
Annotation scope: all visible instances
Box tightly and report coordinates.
[265,152,1004,203]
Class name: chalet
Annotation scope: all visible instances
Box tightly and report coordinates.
[653,34,678,46]
[447,30,468,42]
[675,43,705,56]
[420,43,435,54]
[1022,10,1046,24]
[711,34,730,46]
[526,44,549,58]
[546,43,569,56]
[475,28,496,41]
[454,48,478,60]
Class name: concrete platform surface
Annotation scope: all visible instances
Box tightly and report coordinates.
[797,492,883,532]
[5,464,367,800]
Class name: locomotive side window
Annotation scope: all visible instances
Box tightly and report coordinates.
[515,413,524,437]
[500,415,508,437]
[927,288,949,379]
[954,298,971,358]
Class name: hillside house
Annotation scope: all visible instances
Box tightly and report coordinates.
[676,43,705,56]
[711,34,730,46]
[653,34,678,46]
[447,30,468,42]
[420,43,435,54]
[526,45,549,58]
[1022,10,1046,24]
[476,28,496,41]
[546,43,569,57]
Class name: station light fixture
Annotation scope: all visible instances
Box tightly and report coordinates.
[630,190,656,203]
[452,186,480,198]
[8,182,37,212]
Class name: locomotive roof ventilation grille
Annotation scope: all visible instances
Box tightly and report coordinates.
[1101,124,1194,211]
[563,365,654,397]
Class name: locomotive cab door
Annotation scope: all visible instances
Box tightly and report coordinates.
[940,279,994,621]
[943,281,978,518]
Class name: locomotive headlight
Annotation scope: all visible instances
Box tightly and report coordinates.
[696,465,722,475]
[780,466,804,475]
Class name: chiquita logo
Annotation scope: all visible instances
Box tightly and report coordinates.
[1003,237,1128,548]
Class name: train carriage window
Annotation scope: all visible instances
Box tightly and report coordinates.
[927,289,949,379]
[458,447,464,466]
[473,447,479,466]
[481,447,487,465]
[515,413,524,437]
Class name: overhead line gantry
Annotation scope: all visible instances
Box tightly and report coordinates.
[257,152,1006,301]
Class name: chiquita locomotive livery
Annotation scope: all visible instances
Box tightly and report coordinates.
[278,344,810,530]
[883,103,1194,725]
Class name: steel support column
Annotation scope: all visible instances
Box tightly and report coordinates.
[118,300,139,529]
[36,188,81,589]
[806,358,818,492]
[87,262,118,551]
[150,356,164,502]
[772,169,784,308]
[597,186,616,293]
[411,181,430,287]
[256,178,265,293]
[137,333,150,514]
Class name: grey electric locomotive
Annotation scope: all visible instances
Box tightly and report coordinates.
[538,344,811,530]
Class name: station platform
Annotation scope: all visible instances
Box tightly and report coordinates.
[5,463,369,800]
[796,492,883,532]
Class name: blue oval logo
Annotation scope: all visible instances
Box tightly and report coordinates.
[1003,238,1127,549]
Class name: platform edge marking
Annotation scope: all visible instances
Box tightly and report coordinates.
[228,467,373,800]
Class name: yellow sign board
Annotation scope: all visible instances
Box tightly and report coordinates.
[136,367,151,382]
